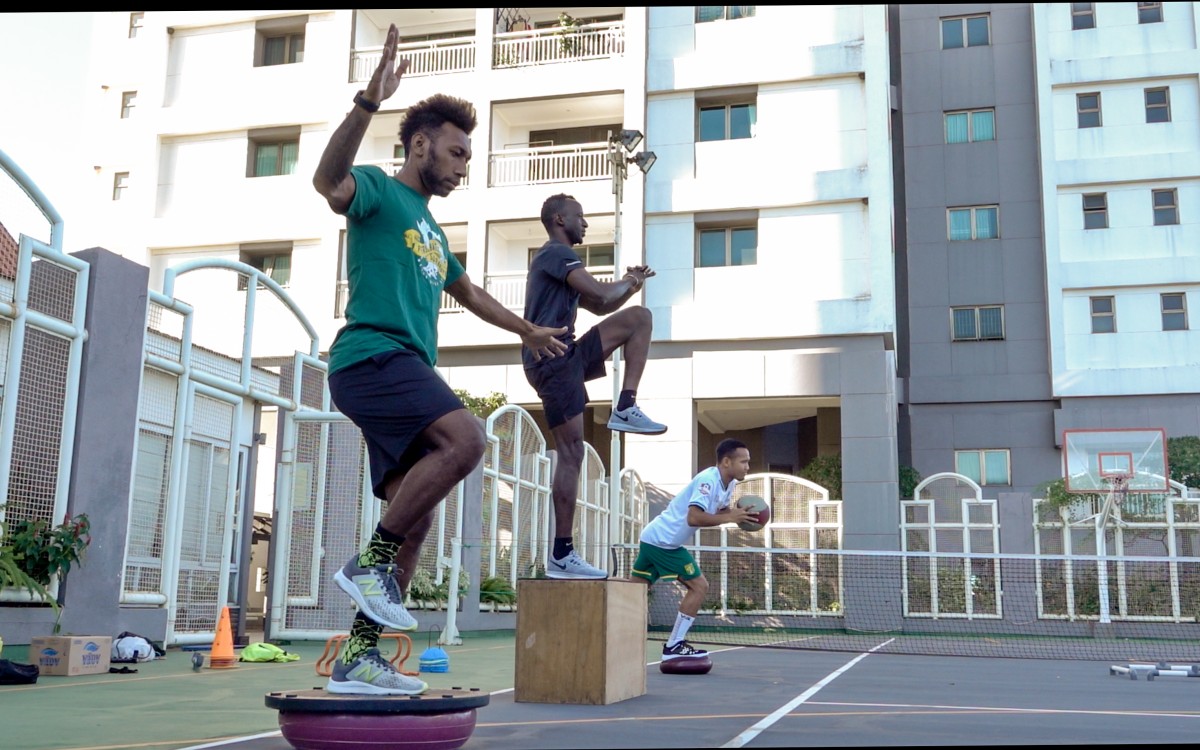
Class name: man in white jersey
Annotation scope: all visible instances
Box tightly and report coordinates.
[631,438,755,660]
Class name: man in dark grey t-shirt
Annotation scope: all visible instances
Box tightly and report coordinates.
[523,193,667,579]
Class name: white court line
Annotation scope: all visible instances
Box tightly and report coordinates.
[720,638,895,749]
[178,730,283,749]
[808,700,1200,720]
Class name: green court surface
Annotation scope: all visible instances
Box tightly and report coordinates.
[0,629,613,750]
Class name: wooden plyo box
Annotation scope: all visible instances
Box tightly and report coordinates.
[514,579,647,705]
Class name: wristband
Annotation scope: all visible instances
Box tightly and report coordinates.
[625,274,641,290]
[353,91,380,113]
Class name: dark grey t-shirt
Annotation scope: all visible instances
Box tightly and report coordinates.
[522,240,583,370]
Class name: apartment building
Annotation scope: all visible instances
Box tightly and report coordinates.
[77,7,901,541]
[1032,1,1200,438]
[896,3,1200,550]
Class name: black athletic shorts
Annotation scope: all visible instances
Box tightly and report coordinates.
[524,327,606,429]
[328,348,464,499]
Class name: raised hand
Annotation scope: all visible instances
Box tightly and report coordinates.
[363,23,410,105]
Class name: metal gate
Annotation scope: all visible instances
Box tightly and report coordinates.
[124,259,323,644]
[0,150,88,605]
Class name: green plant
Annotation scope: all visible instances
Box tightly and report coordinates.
[556,12,581,54]
[0,519,56,608]
[453,390,507,419]
[1035,477,1101,514]
[1168,436,1200,488]
[479,576,517,607]
[5,512,91,586]
[798,454,921,501]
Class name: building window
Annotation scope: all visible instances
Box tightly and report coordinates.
[120,91,137,119]
[944,109,995,143]
[941,14,990,49]
[1145,87,1170,123]
[1138,2,1163,24]
[1090,296,1115,333]
[239,242,292,290]
[129,12,144,39]
[112,172,129,201]
[696,6,756,23]
[1153,188,1179,225]
[951,305,1004,341]
[1076,92,1102,128]
[697,225,757,268]
[248,127,300,177]
[955,449,1011,486]
[947,206,998,240]
[1162,293,1188,331]
[698,101,756,142]
[1082,193,1108,230]
[255,17,306,67]
[1071,3,1096,30]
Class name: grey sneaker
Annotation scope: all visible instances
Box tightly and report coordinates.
[546,550,608,580]
[662,640,708,660]
[333,557,419,631]
[608,404,667,435]
[327,648,429,695]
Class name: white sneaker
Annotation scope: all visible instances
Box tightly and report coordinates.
[327,648,428,695]
[608,404,668,435]
[546,550,608,580]
[333,557,419,631]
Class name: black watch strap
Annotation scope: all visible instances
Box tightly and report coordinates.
[354,91,380,113]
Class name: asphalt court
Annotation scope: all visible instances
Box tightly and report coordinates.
[188,641,1200,749]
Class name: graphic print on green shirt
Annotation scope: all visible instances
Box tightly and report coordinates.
[328,165,464,374]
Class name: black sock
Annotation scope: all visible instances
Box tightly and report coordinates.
[617,390,636,412]
[358,525,405,567]
[553,537,574,560]
[341,612,382,664]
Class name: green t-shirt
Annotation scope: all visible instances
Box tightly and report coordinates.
[328,165,465,373]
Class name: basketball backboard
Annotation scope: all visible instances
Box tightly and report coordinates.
[1062,428,1169,494]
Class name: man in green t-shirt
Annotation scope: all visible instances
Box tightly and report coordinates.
[312,23,566,696]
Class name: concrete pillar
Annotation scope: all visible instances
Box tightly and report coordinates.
[59,248,166,640]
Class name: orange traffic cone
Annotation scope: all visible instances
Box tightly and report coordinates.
[208,606,237,669]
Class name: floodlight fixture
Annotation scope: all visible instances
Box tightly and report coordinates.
[631,150,656,175]
[617,129,643,152]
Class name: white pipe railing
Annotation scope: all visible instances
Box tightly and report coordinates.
[493,20,624,68]
[484,269,613,309]
[352,36,476,82]
[489,142,610,187]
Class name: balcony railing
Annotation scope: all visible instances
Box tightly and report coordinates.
[352,36,476,82]
[336,279,467,316]
[483,268,614,310]
[355,158,470,189]
[493,20,624,68]
[489,142,610,187]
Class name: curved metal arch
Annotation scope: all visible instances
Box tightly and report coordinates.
[485,403,547,452]
[161,258,320,357]
[913,471,983,500]
[0,147,64,250]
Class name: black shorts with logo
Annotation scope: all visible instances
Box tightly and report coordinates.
[328,348,464,499]
[524,328,606,429]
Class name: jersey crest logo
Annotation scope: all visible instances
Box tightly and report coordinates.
[405,217,448,284]
[698,482,711,496]
[684,562,696,575]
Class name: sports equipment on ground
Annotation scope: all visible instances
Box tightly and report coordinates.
[736,495,770,532]
[266,687,489,750]
[660,655,713,675]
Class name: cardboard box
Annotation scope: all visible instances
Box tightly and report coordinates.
[30,636,112,676]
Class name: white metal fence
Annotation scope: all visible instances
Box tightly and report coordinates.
[901,472,1001,618]
[352,37,476,82]
[493,20,625,68]
[0,150,87,605]
[488,142,610,187]
[271,401,648,641]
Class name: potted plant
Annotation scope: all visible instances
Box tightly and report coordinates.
[1,508,90,592]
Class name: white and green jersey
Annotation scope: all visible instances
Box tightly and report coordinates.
[640,466,736,549]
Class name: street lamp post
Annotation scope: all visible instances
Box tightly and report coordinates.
[605,129,655,565]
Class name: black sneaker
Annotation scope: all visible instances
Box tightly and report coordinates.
[662,640,708,660]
